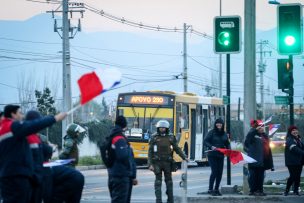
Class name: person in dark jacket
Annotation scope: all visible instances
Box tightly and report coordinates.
[25,110,45,203]
[244,120,274,196]
[0,104,66,203]
[204,118,230,196]
[284,125,304,196]
[24,110,84,203]
[107,115,138,203]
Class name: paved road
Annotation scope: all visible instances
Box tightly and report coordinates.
[81,155,289,203]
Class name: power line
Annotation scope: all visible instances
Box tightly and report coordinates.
[84,3,213,40]
[0,37,60,45]
[71,46,181,68]
[71,44,182,57]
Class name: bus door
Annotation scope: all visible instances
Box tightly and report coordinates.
[190,109,196,160]
[194,105,203,161]
[202,105,209,158]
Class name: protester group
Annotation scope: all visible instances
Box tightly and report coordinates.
[0,105,303,203]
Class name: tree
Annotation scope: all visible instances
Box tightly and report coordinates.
[35,87,62,148]
[83,119,113,146]
[231,120,244,142]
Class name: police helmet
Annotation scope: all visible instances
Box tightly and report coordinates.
[155,120,170,129]
[66,123,86,137]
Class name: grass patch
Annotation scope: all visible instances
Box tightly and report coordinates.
[78,155,102,166]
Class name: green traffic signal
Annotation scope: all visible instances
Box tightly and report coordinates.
[214,16,241,54]
[277,4,302,55]
[284,36,295,46]
[218,32,230,46]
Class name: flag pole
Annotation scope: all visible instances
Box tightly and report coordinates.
[67,104,81,115]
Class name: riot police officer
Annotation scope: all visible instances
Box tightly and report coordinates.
[148,120,188,203]
[59,123,86,167]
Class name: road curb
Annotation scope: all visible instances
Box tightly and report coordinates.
[174,195,303,203]
[77,164,105,171]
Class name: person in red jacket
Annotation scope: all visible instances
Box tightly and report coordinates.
[0,105,66,203]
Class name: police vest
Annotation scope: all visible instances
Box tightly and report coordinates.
[153,135,173,161]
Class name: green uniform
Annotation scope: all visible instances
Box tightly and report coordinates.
[148,133,186,203]
[59,135,79,167]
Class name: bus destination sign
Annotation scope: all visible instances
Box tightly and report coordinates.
[124,95,170,105]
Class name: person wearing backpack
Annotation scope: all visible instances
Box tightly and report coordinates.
[105,115,137,203]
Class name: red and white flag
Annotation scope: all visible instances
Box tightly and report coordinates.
[78,68,122,105]
[215,148,256,165]
[268,124,281,136]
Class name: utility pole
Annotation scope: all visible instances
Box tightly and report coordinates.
[256,40,271,119]
[243,0,256,195]
[226,54,231,185]
[62,0,72,141]
[183,23,188,93]
[219,0,223,97]
[47,1,84,146]
[288,55,294,125]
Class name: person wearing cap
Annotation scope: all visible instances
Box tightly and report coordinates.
[108,115,137,203]
[284,125,304,196]
[0,105,66,203]
[59,123,86,168]
[244,119,274,196]
[204,118,230,196]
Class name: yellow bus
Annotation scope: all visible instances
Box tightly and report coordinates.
[116,91,224,165]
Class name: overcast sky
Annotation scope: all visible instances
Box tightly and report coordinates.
[2,0,304,35]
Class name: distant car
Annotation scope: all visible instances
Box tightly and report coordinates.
[269,132,286,148]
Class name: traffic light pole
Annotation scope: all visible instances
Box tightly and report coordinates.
[226,54,231,185]
[288,55,294,125]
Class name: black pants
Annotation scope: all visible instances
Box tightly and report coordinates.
[208,155,224,191]
[0,176,32,203]
[248,166,265,193]
[108,176,132,203]
[286,165,303,192]
[51,166,85,203]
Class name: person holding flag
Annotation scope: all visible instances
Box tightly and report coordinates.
[0,105,67,203]
[204,118,230,196]
[244,120,274,196]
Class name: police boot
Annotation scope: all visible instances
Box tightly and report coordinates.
[155,179,162,203]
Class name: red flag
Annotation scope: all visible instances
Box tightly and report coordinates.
[77,68,122,105]
[215,148,256,164]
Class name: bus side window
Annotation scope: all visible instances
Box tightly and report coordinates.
[176,103,182,134]
[181,104,189,130]
[196,105,202,133]
[176,103,189,136]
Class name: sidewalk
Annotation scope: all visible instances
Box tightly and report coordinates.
[174,194,303,203]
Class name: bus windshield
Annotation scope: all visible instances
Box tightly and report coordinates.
[117,106,174,141]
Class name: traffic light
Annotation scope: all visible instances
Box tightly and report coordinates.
[277,4,302,55]
[214,16,241,54]
[278,59,293,89]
